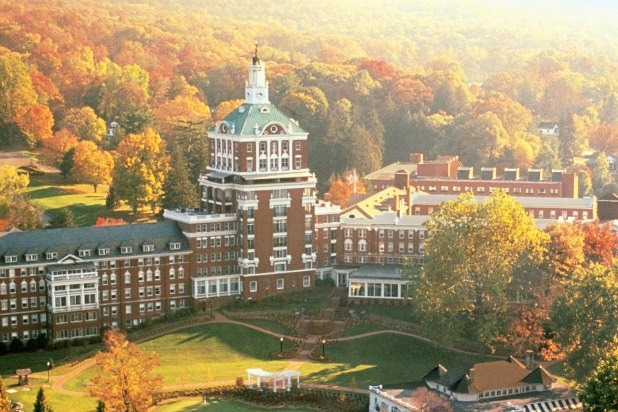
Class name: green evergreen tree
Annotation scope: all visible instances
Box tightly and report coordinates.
[0,376,11,411]
[162,143,199,210]
[50,208,77,228]
[59,148,75,179]
[95,400,105,412]
[33,387,52,412]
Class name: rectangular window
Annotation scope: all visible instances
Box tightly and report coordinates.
[249,281,257,292]
[303,276,310,287]
[276,278,284,290]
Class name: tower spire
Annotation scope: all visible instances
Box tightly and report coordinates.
[253,41,259,65]
[245,40,269,104]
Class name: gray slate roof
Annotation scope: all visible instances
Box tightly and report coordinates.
[0,221,188,267]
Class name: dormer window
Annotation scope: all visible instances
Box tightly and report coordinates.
[25,253,38,262]
[142,244,154,253]
[78,249,91,257]
[169,242,181,250]
[4,256,16,263]
[45,252,58,260]
[120,246,133,254]
[98,248,110,256]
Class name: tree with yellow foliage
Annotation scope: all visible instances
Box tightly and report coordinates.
[90,328,162,412]
[110,128,169,215]
[72,140,114,192]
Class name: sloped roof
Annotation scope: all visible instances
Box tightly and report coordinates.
[523,365,555,386]
[0,221,189,266]
[217,103,306,136]
[425,356,556,394]
[341,187,407,218]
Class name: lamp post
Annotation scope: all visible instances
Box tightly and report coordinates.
[280,337,284,352]
[46,360,51,382]
[321,338,326,358]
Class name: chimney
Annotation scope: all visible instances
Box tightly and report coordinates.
[393,194,399,214]
[409,153,424,164]
[525,350,534,370]
[394,171,409,189]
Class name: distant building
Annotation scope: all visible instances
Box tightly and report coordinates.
[366,153,578,199]
[424,356,555,402]
[537,122,560,136]
[369,355,581,411]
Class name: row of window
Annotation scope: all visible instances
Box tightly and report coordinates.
[0,279,46,294]
[2,328,44,342]
[1,296,46,311]
[100,268,183,286]
[418,185,560,195]
[343,255,424,265]
[5,243,182,264]
[195,236,237,248]
[342,228,426,239]
[195,265,239,277]
[342,240,424,254]
[195,251,238,263]
[2,313,46,327]
[194,221,237,233]
[247,276,311,293]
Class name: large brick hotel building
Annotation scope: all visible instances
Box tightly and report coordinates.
[0,48,599,344]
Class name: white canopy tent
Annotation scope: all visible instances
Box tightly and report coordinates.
[246,368,300,392]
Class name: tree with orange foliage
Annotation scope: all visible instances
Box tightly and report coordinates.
[581,222,618,266]
[544,222,585,278]
[90,328,162,412]
[45,129,79,155]
[14,103,54,147]
[327,173,366,207]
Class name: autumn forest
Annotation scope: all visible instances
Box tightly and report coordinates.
[0,0,617,214]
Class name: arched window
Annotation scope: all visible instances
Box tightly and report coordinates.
[21,281,28,292]
[169,268,175,279]
[0,283,6,294]
[30,280,37,292]
[358,239,367,252]
[9,282,16,293]
[39,279,45,291]
[110,273,117,285]
[101,274,108,285]
[344,239,353,252]
[124,272,131,284]
[146,269,153,282]
[178,267,184,278]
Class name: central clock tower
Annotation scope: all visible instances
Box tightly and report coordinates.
[198,45,318,300]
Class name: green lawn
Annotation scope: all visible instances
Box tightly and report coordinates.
[0,344,100,377]
[235,318,287,335]
[26,173,133,226]
[5,322,492,411]
[349,302,419,323]
[299,333,487,388]
[65,324,291,391]
[6,382,95,412]
[340,322,386,337]
[223,281,333,315]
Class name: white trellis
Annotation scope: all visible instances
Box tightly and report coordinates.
[246,368,300,392]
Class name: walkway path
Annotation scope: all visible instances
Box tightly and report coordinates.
[34,290,502,398]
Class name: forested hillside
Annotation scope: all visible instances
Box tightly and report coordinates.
[0,0,616,199]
